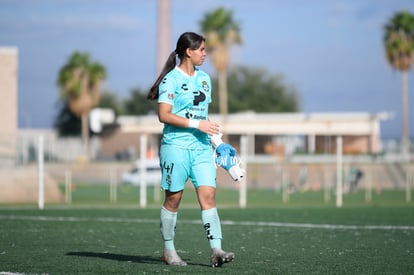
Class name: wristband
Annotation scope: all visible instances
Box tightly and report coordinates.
[211,133,224,147]
[188,119,199,129]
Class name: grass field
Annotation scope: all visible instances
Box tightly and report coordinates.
[1,187,414,274]
[60,183,414,208]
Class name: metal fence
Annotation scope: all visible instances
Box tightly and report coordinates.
[1,131,101,166]
[1,130,413,207]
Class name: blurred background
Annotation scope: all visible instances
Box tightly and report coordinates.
[1,0,414,206]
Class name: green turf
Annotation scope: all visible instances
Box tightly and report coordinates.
[1,205,414,274]
[1,186,414,274]
[50,183,414,208]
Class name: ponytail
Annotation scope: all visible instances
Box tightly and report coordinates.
[147,32,205,100]
[147,51,177,100]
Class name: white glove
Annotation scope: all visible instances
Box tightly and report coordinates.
[210,132,224,148]
[211,133,246,181]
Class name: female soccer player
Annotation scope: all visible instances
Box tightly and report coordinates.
[147,32,234,267]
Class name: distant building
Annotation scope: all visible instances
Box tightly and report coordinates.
[0,47,18,166]
[12,111,392,162]
[99,111,392,160]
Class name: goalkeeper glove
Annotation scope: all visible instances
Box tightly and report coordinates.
[211,133,245,181]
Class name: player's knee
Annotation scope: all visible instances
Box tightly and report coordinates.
[163,200,180,211]
[163,193,182,211]
[199,194,216,210]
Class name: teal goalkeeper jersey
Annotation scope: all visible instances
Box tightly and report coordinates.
[158,67,212,150]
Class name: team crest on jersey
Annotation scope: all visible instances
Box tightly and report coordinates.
[202,81,209,92]
[166,174,172,185]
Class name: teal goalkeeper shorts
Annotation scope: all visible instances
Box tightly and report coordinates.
[159,144,217,192]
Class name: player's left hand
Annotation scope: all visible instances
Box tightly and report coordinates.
[215,143,237,171]
[199,120,220,136]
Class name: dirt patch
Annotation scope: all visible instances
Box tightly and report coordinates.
[0,169,63,203]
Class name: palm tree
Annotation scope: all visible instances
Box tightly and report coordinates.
[383,11,414,159]
[199,7,242,127]
[57,51,107,160]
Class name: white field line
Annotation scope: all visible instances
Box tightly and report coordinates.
[1,215,414,231]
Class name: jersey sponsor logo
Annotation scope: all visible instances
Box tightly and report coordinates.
[193,90,206,106]
[185,112,207,120]
[185,106,207,120]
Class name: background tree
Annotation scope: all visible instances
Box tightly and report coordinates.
[99,91,124,116]
[53,102,82,137]
[124,88,158,115]
[57,51,107,159]
[383,11,414,159]
[54,91,121,137]
[199,7,242,125]
[54,88,157,139]
[209,66,299,113]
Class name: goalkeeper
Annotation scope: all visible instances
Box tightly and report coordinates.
[147,32,234,268]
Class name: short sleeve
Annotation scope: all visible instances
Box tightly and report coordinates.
[158,76,176,105]
[206,76,212,104]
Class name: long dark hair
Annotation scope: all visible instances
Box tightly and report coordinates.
[147,32,206,100]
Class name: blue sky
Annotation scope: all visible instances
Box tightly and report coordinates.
[0,0,413,139]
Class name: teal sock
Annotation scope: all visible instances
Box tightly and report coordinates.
[160,206,177,250]
[201,207,222,249]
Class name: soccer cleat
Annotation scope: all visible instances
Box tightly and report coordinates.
[210,249,235,267]
[161,249,187,266]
